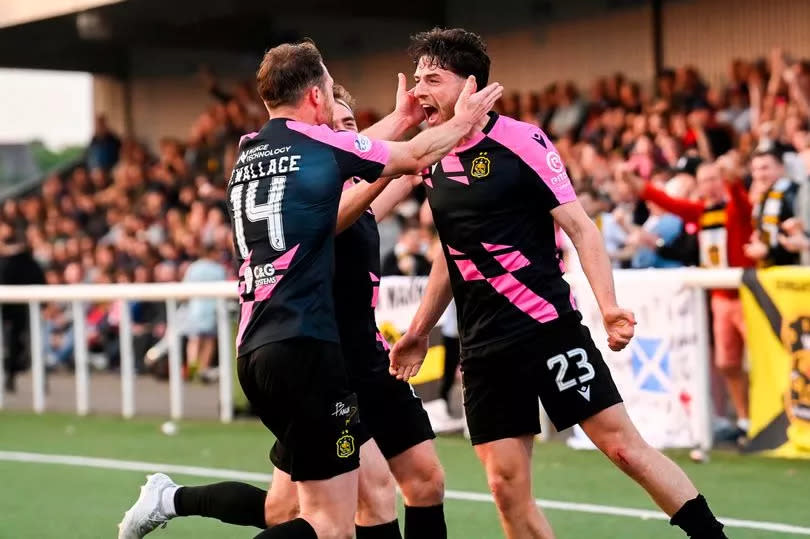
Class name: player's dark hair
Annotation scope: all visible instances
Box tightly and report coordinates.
[408,27,490,87]
[256,40,326,108]
[332,83,356,112]
[751,147,783,164]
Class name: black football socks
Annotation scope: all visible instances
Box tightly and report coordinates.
[253,518,317,538]
[356,520,403,539]
[174,482,268,529]
[171,482,446,538]
[670,494,728,538]
[404,504,447,539]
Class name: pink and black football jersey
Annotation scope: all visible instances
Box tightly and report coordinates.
[424,112,577,350]
[333,179,390,377]
[227,118,389,358]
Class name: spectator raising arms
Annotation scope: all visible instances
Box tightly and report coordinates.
[623,156,756,443]
[745,149,804,267]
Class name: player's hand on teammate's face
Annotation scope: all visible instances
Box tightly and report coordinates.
[603,307,636,352]
[389,332,429,381]
[394,73,426,129]
[453,76,503,129]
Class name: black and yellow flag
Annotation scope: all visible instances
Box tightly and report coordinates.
[740,267,810,458]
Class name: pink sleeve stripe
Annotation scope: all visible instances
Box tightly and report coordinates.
[376,332,391,351]
[239,132,259,146]
[440,155,470,185]
[235,301,254,348]
[423,177,434,188]
[446,245,464,256]
[448,175,470,186]
[286,120,389,165]
[370,272,380,308]
[238,251,253,277]
[273,244,300,271]
[482,242,512,252]
[441,155,465,173]
[494,251,531,272]
[487,273,559,323]
[453,258,485,281]
[487,116,576,205]
[255,275,285,302]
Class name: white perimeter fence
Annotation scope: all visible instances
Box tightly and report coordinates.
[0,269,744,447]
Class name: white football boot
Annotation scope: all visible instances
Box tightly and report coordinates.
[117,473,178,538]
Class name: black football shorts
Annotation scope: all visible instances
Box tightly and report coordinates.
[273,348,435,472]
[461,311,623,446]
[350,359,436,460]
[237,338,369,481]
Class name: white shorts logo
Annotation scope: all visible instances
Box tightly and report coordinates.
[546,151,564,174]
[354,134,372,153]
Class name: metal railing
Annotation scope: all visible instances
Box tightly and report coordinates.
[0,268,745,426]
[0,281,236,422]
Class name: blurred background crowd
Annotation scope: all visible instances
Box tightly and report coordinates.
[2,47,809,437]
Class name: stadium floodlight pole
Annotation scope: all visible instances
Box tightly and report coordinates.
[28,301,45,414]
[166,298,184,421]
[215,298,233,423]
[72,300,90,416]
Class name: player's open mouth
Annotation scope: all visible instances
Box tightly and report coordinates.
[422,105,440,125]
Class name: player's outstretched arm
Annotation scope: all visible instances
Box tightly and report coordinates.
[552,201,636,352]
[390,249,453,381]
[381,77,502,177]
[336,174,422,233]
[336,177,396,234]
[361,73,424,141]
[370,174,422,221]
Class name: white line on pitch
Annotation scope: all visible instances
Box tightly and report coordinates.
[445,489,810,535]
[1,450,808,536]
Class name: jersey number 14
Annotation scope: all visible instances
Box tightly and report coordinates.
[230,176,287,258]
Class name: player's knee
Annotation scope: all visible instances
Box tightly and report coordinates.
[306,512,355,539]
[357,473,397,523]
[264,496,298,527]
[398,461,445,506]
[601,435,648,477]
[486,464,524,511]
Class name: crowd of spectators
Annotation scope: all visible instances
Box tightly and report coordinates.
[479,48,810,442]
[488,50,810,272]
[2,49,809,434]
[0,76,268,388]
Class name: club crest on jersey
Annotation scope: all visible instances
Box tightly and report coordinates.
[471,153,491,178]
[336,431,355,458]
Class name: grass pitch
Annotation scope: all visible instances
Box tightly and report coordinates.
[1,412,808,538]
